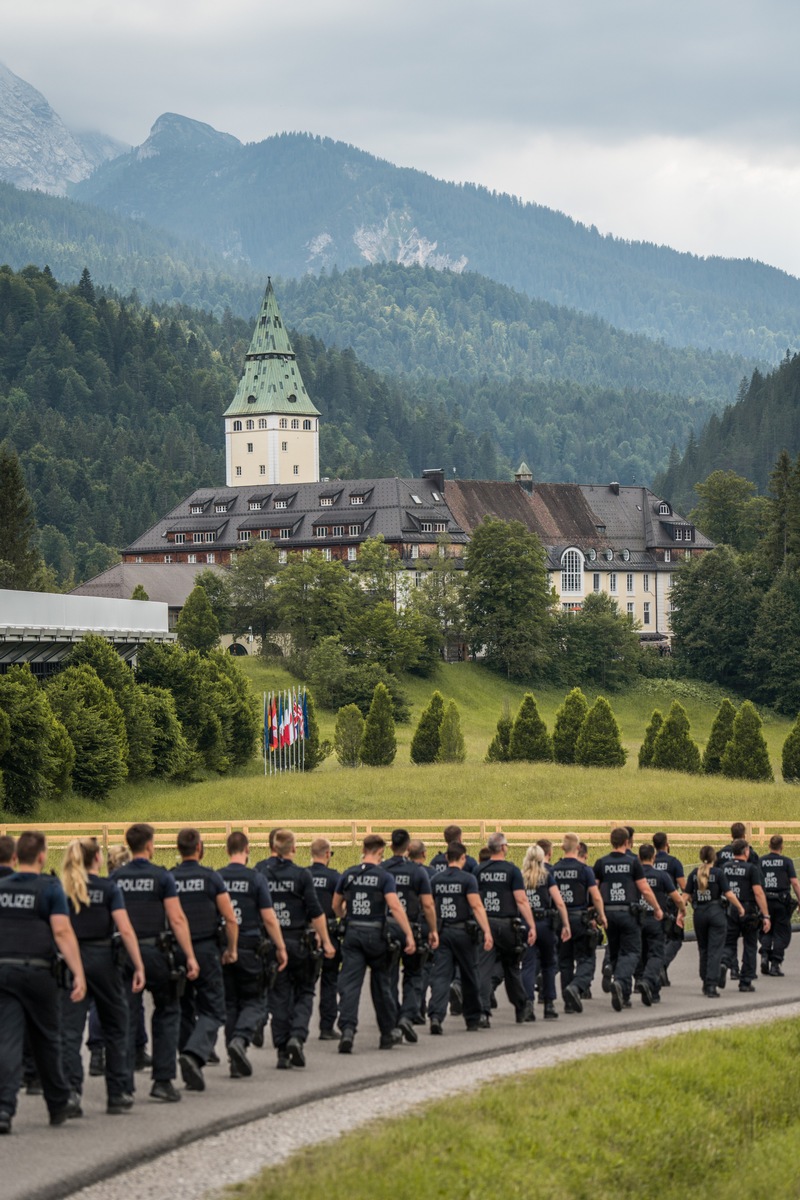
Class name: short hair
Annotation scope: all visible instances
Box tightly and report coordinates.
[0,835,15,865]
[653,832,668,852]
[770,834,784,851]
[126,823,155,854]
[16,831,46,865]
[478,846,492,862]
[487,831,508,853]
[536,838,553,857]
[731,822,746,840]
[268,828,279,850]
[443,824,462,844]
[107,844,130,871]
[408,839,426,862]
[227,831,249,856]
[578,842,589,858]
[273,829,296,857]
[639,843,655,863]
[731,838,747,857]
[562,833,580,854]
[310,837,331,858]
[624,826,635,842]
[447,840,467,863]
[363,834,386,855]
[611,827,629,849]
[177,828,202,858]
[391,828,411,853]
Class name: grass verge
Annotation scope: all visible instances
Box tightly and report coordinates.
[227,1016,800,1200]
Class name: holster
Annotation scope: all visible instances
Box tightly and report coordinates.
[511,918,528,963]
[111,931,127,970]
[299,927,323,985]
[412,924,431,968]
[256,937,279,991]
[465,918,482,946]
[384,925,404,971]
[157,931,186,1000]
[740,907,761,934]
[52,955,73,991]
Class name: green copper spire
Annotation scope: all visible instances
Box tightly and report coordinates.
[223,279,320,418]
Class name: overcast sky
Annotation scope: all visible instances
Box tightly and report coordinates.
[5,0,800,274]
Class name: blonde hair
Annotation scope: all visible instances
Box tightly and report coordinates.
[562,832,580,854]
[62,838,99,913]
[522,843,550,891]
[697,845,715,891]
[107,844,130,871]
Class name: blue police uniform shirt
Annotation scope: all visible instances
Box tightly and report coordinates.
[336,862,397,922]
[429,851,478,875]
[640,863,674,915]
[383,855,432,922]
[431,866,479,924]
[593,852,645,906]
[720,859,763,908]
[255,856,323,931]
[716,843,759,867]
[655,851,685,881]
[113,857,177,938]
[218,864,273,939]
[0,871,69,959]
[758,854,797,897]
[526,877,555,916]
[476,859,524,918]
[550,857,596,911]
[310,863,341,920]
[686,866,731,904]
[69,873,125,941]
[171,861,228,942]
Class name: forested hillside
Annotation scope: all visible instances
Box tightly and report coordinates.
[73,123,800,361]
[655,352,800,512]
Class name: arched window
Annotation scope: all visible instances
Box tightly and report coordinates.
[258,418,267,429]
[246,419,254,430]
[233,419,242,431]
[303,419,312,430]
[291,418,299,429]
[279,418,288,429]
[561,548,583,593]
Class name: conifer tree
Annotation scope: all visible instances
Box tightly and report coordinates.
[131,583,150,601]
[138,684,196,780]
[360,682,397,767]
[299,693,331,771]
[437,700,466,764]
[0,442,43,590]
[508,694,553,763]
[574,696,626,768]
[553,687,589,765]
[0,665,71,815]
[67,633,156,778]
[781,714,800,783]
[176,585,220,655]
[410,690,445,764]
[650,701,701,774]
[702,698,737,774]
[335,704,365,768]
[720,700,774,782]
[47,664,129,799]
[485,706,513,763]
[638,709,664,769]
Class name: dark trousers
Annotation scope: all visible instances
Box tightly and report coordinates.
[663,929,684,970]
[638,916,666,995]
[179,939,226,1065]
[479,918,527,1015]
[558,912,596,998]
[89,997,146,1050]
[0,962,70,1118]
[522,918,558,1002]
[605,910,641,1001]
[388,919,427,1025]
[722,911,758,983]
[760,899,793,964]
[694,903,727,986]
[223,942,265,1046]
[429,926,482,1026]
[61,944,129,1098]
[337,924,396,1037]
[318,944,341,1032]
[125,943,180,1089]
[271,934,317,1048]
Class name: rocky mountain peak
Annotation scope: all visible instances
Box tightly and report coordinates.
[136,113,241,160]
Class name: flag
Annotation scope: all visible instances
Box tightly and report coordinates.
[263,693,268,748]
[293,692,304,740]
[270,696,278,750]
[302,690,309,739]
[281,693,292,747]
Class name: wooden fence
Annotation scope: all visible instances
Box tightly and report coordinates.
[3,818,800,857]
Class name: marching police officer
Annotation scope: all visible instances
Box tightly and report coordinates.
[475,831,536,1024]
[60,837,146,1114]
[429,825,478,874]
[255,829,335,1068]
[653,832,687,985]
[171,828,238,1091]
[594,828,662,1012]
[0,831,87,1134]
[716,823,760,867]
[686,846,744,997]
[383,829,439,1042]
[551,833,606,1013]
[719,839,770,992]
[309,836,342,1040]
[0,835,15,878]
[428,841,492,1033]
[113,823,199,1103]
[636,843,685,1006]
[219,831,288,1077]
[758,834,800,976]
[521,843,571,1020]
[333,834,415,1053]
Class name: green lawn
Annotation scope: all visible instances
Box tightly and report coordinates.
[229,1017,800,1200]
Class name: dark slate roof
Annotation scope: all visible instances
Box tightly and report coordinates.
[71,562,225,608]
[124,477,467,555]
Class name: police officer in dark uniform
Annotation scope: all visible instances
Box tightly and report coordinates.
[219,831,288,1078]
[309,836,342,1040]
[720,839,770,992]
[475,831,536,1024]
[255,828,335,1068]
[636,843,685,1006]
[333,833,415,1053]
[60,837,146,1114]
[383,829,439,1043]
[594,828,662,1012]
[686,845,744,997]
[521,843,571,1020]
[551,832,606,1014]
[428,841,493,1033]
[0,830,87,1134]
[716,824,760,867]
[0,835,15,878]
[758,834,800,976]
[429,825,478,874]
[171,828,238,1091]
[653,833,686,985]
[113,823,199,1103]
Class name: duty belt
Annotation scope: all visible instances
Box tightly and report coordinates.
[0,956,52,968]
[604,905,633,911]
[80,937,113,946]
[441,921,471,930]
[346,920,383,928]
[138,936,166,945]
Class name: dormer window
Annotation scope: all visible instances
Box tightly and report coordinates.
[675,528,683,541]
[249,501,261,511]
[421,521,433,533]
[350,494,365,505]
[247,395,256,405]
[435,522,447,533]
[238,530,250,542]
[604,548,613,562]
[320,497,334,507]
[215,504,227,514]
[349,524,362,536]
[190,504,204,515]
[659,502,670,515]
[315,527,327,538]
[275,500,288,510]
[174,533,185,545]
[622,548,630,562]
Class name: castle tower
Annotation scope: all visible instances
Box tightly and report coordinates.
[224,279,320,487]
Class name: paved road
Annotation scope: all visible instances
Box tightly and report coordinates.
[7,947,799,1200]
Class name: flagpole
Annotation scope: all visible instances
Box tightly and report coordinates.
[263,692,267,777]
[302,687,306,772]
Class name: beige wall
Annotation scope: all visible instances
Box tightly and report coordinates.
[225,417,319,486]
